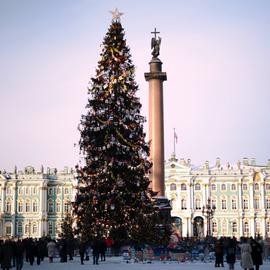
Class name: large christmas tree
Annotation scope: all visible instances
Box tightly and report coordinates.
[73,10,159,244]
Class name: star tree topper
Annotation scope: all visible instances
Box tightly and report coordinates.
[110,8,124,21]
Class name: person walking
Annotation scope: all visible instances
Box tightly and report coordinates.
[1,240,13,270]
[215,240,224,267]
[240,238,253,270]
[79,240,86,265]
[46,239,56,263]
[92,238,100,265]
[251,239,263,270]
[226,238,236,270]
[100,238,107,261]
[15,240,25,270]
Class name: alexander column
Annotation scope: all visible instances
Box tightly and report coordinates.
[144,28,167,196]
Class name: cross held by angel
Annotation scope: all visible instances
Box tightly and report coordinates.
[151,28,161,58]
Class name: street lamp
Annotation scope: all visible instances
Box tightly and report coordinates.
[202,198,216,237]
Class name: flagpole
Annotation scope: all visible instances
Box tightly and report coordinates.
[173,128,176,156]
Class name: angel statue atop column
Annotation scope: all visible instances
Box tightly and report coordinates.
[151,36,161,58]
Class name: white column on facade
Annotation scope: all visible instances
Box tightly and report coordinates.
[1,185,6,213]
[190,184,194,210]
[39,185,47,236]
[238,178,242,210]
[186,182,190,209]
[249,182,254,210]
[239,217,243,236]
[261,181,265,209]
[202,183,206,205]
[12,184,17,237]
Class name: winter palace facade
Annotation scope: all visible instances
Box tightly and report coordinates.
[1,156,270,239]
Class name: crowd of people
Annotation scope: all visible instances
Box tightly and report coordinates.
[0,236,268,270]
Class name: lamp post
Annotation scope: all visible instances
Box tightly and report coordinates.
[202,198,216,237]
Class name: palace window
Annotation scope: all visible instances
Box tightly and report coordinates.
[231,184,236,191]
[221,199,227,210]
[266,199,270,209]
[6,200,11,213]
[25,200,31,212]
[243,184,248,190]
[48,222,53,235]
[25,187,29,195]
[17,222,23,235]
[267,222,270,234]
[48,201,54,213]
[32,187,37,195]
[56,187,61,194]
[6,223,12,236]
[254,183,259,190]
[244,222,249,234]
[18,187,23,195]
[221,184,226,191]
[181,199,187,210]
[232,222,237,233]
[211,199,216,208]
[48,188,53,196]
[232,199,237,210]
[32,223,38,234]
[64,202,70,212]
[181,183,187,190]
[195,198,201,209]
[211,184,216,191]
[266,184,270,190]
[6,187,12,195]
[254,198,260,209]
[25,224,30,235]
[33,201,38,212]
[255,222,261,235]
[195,183,201,191]
[64,188,69,194]
[212,221,217,233]
[243,199,249,209]
[222,221,227,235]
[56,201,61,212]
[170,183,177,191]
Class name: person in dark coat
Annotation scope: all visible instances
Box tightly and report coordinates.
[226,239,236,270]
[99,238,107,261]
[1,240,13,270]
[15,240,25,270]
[79,240,86,265]
[59,239,68,263]
[251,239,263,270]
[215,240,224,267]
[92,238,100,265]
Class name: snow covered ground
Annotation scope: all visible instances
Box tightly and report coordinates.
[23,256,270,270]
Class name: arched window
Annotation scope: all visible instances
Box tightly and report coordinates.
[243,199,249,209]
[48,222,53,235]
[255,221,261,235]
[64,202,70,212]
[32,223,38,234]
[254,183,259,190]
[48,201,54,213]
[244,221,249,234]
[6,187,12,195]
[170,183,177,191]
[33,201,38,212]
[232,199,237,210]
[56,201,61,212]
[181,199,187,210]
[232,222,237,233]
[195,183,201,191]
[64,188,69,194]
[211,199,216,208]
[181,183,186,190]
[56,187,61,194]
[243,184,248,190]
[212,221,217,233]
[18,201,23,213]
[254,198,260,209]
[5,200,11,213]
[211,184,216,191]
[25,200,31,212]
[195,198,201,209]
[266,184,270,190]
[231,184,236,191]
[221,199,227,210]
[5,223,12,236]
[17,222,23,235]
[266,199,270,209]
[221,184,226,191]
[267,221,270,235]
[25,224,30,235]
